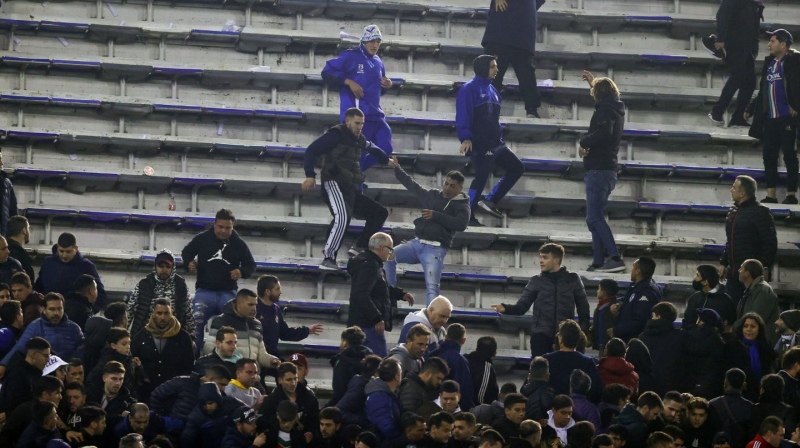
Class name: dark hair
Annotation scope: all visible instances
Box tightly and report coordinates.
[446,323,465,341]
[445,170,465,185]
[319,407,344,425]
[601,383,631,405]
[34,376,63,396]
[103,361,126,375]
[651,302,678,322]
[119,434,144,448]
[783,347,800,370]
[661,425,685,443]
[608,424,629,440]
[735,313,773,367]
[760,416,784,436]
[552,394,574,410]
[635,256,656,279]
[68,358,83,368]
[360,354,383,377]
[568,421,595,448]
[725,368,747,390]
[647,431,674,448]
[519,420,541,438]
[0,284,8,296]
[153,298,171,309]
[341,327,366,347]
[663,391,685,405]
[204,364,231,381]
[10,271,31,288]
[759,374,785,403]
[215,209,235,222]
[454,412,476,426]
[472,54,497,78]
[401,412,425,430]
[216,326,236,342]
[26,336,51,352]
[378,359,401,382]
[80,406,106,426]
[593,435,614,448]
[256,275,279,298]
[599,279,619,298]
[539,243,565,261]
[421,357,449,376]
[104,302,128,326]
[441,379,460,394]
[43,292,64,306]
[236,288,257,301]
[480,429,505,446]
[406,323,432,342]
[696,265,720,288]
[570,369,591,396]
[107,328,130,345]
[0,300,21,325]
[277,361,297,378]
[742,259,764,279]
[500,382,518,395]
[504,392,527,409]
[345,107,365,119]
[686,397,708,412]
[605,338,627,357]
[474,336,498,360]
[65,381,85,395]
[57,232,77,248]
[558,319,582,349]
[32,400,57,426]
[637,391,664,410]
[625,339,653,375]
[235,358,258,373]
[73,274,96,294]
[6,215,28,238]
[428,411,455,429]
[736,175,757,198]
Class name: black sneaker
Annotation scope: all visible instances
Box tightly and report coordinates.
[468,217,485,227]
[526,110,541,119]
[707,111,724,126]
[761,196,779,204]
[728,117,751,128]
[702,34,726,59]
[783,195,799,205]
[477,199,503,219]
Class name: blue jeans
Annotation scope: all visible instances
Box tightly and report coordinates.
[192,288,237,349]
[362,326,387,357]
[585,170,620,266]
[384,239,448,305]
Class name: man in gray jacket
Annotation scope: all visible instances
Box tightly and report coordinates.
[492,243,590,357]
[388,323,431,378]
[737,258,780,344]
[385,157,470,305]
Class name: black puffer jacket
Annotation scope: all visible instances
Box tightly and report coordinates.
[328,344,372,407]
[715,0,764,53]
[466,350,499,405]
[501,267,590,337]
[127,267,192,338]
[131,327,195,400]
[683,290,737,329]
[681,325,725,399]
[580,96,625,171]
[720,198,777,271]
[521,379,555,421]
[638,318,683,395]
[346,250,406,331]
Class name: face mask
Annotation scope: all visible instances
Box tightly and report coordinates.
[692,280,704,291]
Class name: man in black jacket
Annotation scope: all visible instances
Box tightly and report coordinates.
[579,72,626,274]
[703,0,764,127]
[328,326,371,407]
[302,107,392,270]
[0,154,18,239]
[64,275,97,331]
[638,302,683,395]
[182,208,256,346]
[86,361,135,433]
[6,216,33,283]
[682,265,737,329]
[385,159,470,306]
[346,232,412,357]
[257,362,320,439]
[745,29,800,205]
[708,368,753,448]
[719,175,777,305]
[0,336,49,415]
[611,257,662,342]
[492,243,590,357]
[195,326,238,378]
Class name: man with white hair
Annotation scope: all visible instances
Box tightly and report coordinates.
[347,232,413,356]
[397,295,453,355]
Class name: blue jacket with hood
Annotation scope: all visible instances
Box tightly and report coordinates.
[322,44,387,122]
[181,382,229,448]
[35,245,107,310]
[456,75,504,154]
[0,313,84,366]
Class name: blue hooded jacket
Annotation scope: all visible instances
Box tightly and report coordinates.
[322,44,387,122]
[34,245,107,310]
[181,382,229,448]
[363,377,402,441]
[613,278,663,342]
[429,339,476,410]
[456,75,504,153]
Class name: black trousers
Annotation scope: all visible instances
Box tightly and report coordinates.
[712,47,756,121]
[321,180,388,260]
[762,116,799,191]
[530,333,555,357]
[483,43,541,114]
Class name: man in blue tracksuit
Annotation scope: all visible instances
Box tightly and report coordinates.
[322,24,393,172]
[456,54,525,225]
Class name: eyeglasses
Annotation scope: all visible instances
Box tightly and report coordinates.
[382,245,394,253]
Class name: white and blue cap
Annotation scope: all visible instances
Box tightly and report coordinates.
[361,24,382,42]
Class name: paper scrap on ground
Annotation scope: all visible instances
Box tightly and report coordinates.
[69,154,78,161]
[12,37,21,45]
[217,123,224,136]
[107,2,119,17]
[57,37,69,47]
[539,79,554,88]
[248,66,272,72]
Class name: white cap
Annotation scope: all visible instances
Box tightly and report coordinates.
[361,24,382,42]
[42,355,68,376]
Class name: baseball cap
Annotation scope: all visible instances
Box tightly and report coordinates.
[767,29,793,46]
[42,355,68,376]
[232,406,257,424]
[697,308,721,328]
[155,249,175,267]
[289,353,308,370]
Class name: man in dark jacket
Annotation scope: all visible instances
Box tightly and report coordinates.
[466,336,499,406]
[85,361,135,435]
[397,357,448,416]
[611,257,662,342]
[682,265,737,329]
[182,209,256,346]
[0,157,17,238]
[617,392,663,448]
[64,275,98,331]
[364,358,404,441]
[0,336,49,414]
[257,362,320,439]
[543,320,602,400]
[302,107,392,270]
[429,323,474,410]
[127,249,194,340]
[0,237,23,287]
[221,406,266,448]
[579,72,626,273]
[255,274,322,357]
[6,216,33,283]
[10,272,44,327]
[16,400,62,448]
[112,403,182,446]
[83,302,126,373]
[492,243,590,357]
[384,160,470,305]
[709,368,753,448]
[149,365,238,423]
[481,0,544,118]
[336,354,382,427]
[328,326,372,407]
[681,309,726,399]
[746,30,800,204]
[34,233,107,311]
[131,298,195,402]
[346,232,412,357]
[180,382,231,448]
[195,326,238,378]
[704,0,764,128]
[719,175,778,305]
[521,357,555,422]
[456,54,524,224]
[638,302,683,395]
[779,347,800,410]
